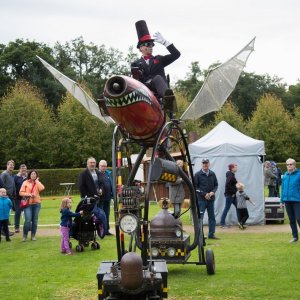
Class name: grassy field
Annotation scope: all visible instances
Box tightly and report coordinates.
[2,197,300,300]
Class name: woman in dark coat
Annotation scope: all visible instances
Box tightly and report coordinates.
[220,164,238,227]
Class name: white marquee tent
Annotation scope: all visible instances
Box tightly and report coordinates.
[189,121,266,225]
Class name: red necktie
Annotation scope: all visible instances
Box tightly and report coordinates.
[143,55,152,60]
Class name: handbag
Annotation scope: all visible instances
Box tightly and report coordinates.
[19,197,30,209]
[19,182,36,209]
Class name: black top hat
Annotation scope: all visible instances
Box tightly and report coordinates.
[135,20,154,48]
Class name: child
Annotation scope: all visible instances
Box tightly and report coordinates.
[60,197,83,255]
[0,188,13,242]
[236,182,255,230]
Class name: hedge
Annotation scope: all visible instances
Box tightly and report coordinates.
[31,168,85,196]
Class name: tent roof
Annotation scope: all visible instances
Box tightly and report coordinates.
[189,121,265,157]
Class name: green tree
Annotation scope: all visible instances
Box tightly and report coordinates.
[230,72,287,119]
[213,101,246,132]
[175,62,204,102]
[56,93,114,167]
[0,39,66,109]
[0,81,57,168]
[247,94,298,162]
[284,82,300,111]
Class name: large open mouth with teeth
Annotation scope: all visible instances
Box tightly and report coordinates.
[104,88,152,108]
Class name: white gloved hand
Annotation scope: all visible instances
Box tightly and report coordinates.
[154,32,171,47]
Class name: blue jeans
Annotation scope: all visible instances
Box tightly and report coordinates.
[198,200,216,238]
[100,199,111,233]
[14,198,23,230]
[285,201,300,239]
[23,204,41,237]
[220,196,237,226]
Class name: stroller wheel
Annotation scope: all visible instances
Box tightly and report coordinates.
[91,242,100,250]
[76,244,84,252]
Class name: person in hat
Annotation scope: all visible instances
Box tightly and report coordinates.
[194,158,219,240]
[131,20,180,113]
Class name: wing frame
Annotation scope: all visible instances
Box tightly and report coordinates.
[37,56,115,125]
[180,37,256,121]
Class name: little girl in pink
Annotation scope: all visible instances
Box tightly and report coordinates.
[60,198,82,255]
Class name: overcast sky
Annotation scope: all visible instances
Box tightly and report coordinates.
[1,0,299,85]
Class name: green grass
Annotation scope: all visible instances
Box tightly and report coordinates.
[3,196,300,299]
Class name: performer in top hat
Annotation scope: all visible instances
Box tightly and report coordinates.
[131,20,180,114]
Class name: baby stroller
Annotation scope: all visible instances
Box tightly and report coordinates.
[72,196,107,252]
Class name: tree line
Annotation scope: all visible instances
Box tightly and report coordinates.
[0,38,299,168]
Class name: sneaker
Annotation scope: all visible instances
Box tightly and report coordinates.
[31,237,36,241]
[6,237,11,242]
[208,235,220,240]
[106,232,114,236]
[22,237,27,242]
[238,222,244,230]
[15,229,20,233]
[65,252,73,255]
[220,225,229,229]
[289,238,298,243]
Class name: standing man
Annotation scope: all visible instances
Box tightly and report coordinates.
[264,161,277,197]
[1,160,16,237]
[280,158,300,243]
[131,20,180,115]
[194,158,219,240]
[99,160,113,236]
[14,164,28,233]
[1,160,16,203]
[78,157,103,199]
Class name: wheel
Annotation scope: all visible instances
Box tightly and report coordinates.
[91,242,97,250]
[79,244,85,252]
[69,242,72,249]
[95,242,100,250]
[75,245,81,252]
[205,249,215,275]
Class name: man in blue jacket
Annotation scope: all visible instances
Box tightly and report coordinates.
[280,158,300,243]
[194,159,219,239]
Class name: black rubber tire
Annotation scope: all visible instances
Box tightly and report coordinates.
[206,248,215,275]
[95,242,100,250]
[91,242,97,250]
[75,245,81,252]
[80,244,85,252]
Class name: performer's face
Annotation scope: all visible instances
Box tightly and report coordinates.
[140,42,154,55]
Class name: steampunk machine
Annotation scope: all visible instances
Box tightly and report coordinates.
[38,35,255,299]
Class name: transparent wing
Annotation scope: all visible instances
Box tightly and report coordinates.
[37,56,114,125]
[180,37,256,121]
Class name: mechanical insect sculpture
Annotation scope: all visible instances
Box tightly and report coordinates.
[37,36,255,299]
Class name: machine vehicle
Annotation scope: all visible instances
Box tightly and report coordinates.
[37,37,255,299]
